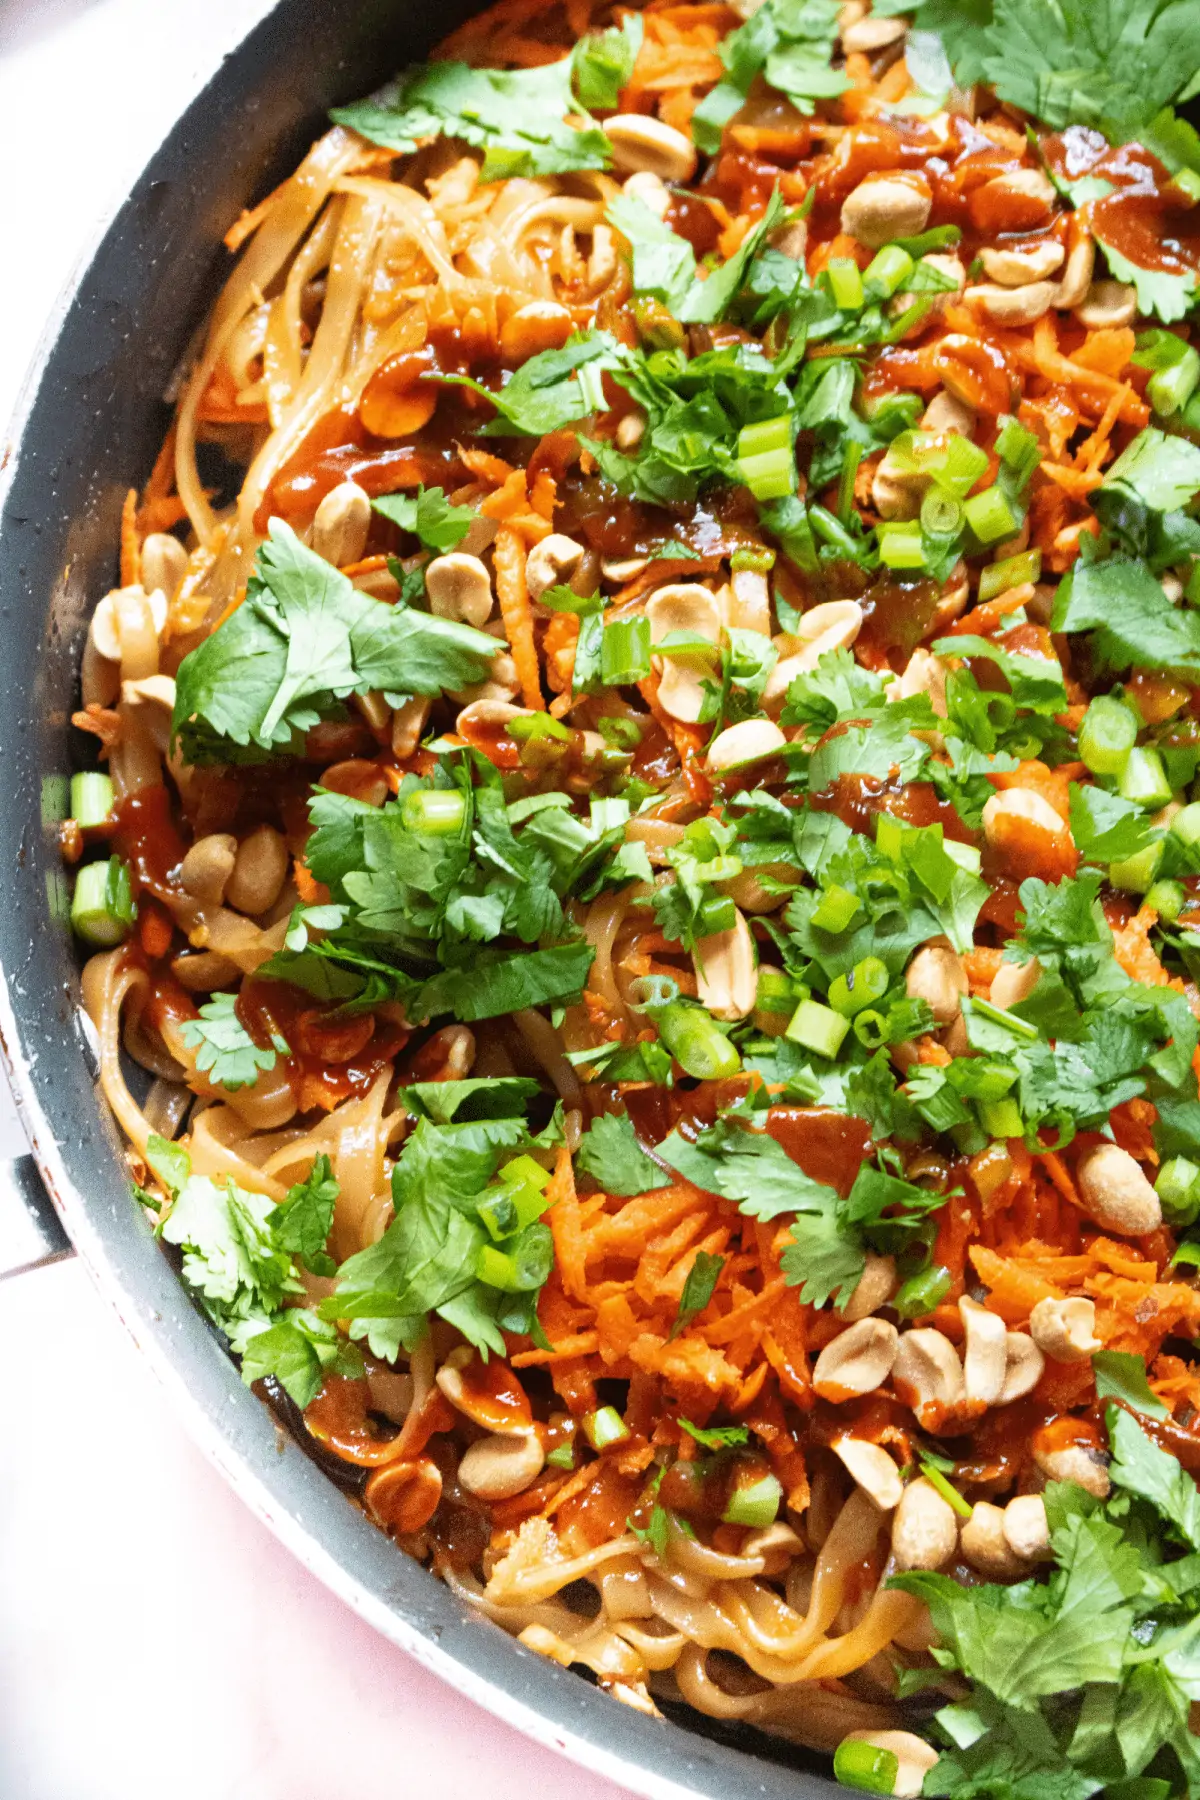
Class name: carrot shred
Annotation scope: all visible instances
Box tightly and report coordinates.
[119,488,139,588]
[493,524,545,710]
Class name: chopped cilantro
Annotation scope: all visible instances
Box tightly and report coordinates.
[575,1112,670,1197]
[179,992,285,1092]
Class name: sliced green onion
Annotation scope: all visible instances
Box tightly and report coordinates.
[476,1221,553,1292]
[756,968,796,1016]
[852,1008,888,1049]
[918,1458,973,1518]
[656,1000,742,1079]
[1118,745,1172,808]
[1146,878,1186,922]
[938,433,990,498]
[893,1263,952,1320]
[1078,695,1138,776]
[628,973,680,1011]
[838,441,863,526]
[979,1096,1024,1140]
[1172,801,1200,846]
[1109,841,1164,895]
[786,998,850,1059]
[832,1739,901,1795]
[583,1405,630,1451]
[808,503,863,559]
[827,956,889,1018]
[963,484,1019,546]
[994,413,1041,488]
[826,256,865,310]
[730,546,776,574]
[978,547,1042,601]
[601,616,652,686]
[695,891,737,937]
[510,712,572,744]
[401,789,468,834]
[877,521,926,570]
[69,771,114,830]
[863,243,915,298]
[722,1470,782,1527]
[810,883,862,932]
[1157,1155,1200,1226]
[545,1441,575,1469]
[71,856,136,947]
[919,489,963,537]
[875,814,904,861]
[477,1189,520,1241]
[1172,168,1200,206]
[737,420,797,500]
[969,996,1038,1040]
[1148,347,1200,417]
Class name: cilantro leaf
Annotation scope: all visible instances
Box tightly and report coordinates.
[330,60,612,181]
[267,1153,339,1278]
[1052,553,1200,676]
[973,0,1200,138]
[172,520,498,762]
[679,1414,747,1449]
[669,1252,726,1340]
[576,1112,670,1197]
[1099,238,1198,324]
[1108,1405,1200,1550]
[179,992,283,1092]
[658,1117,842,1219]
[1069,783,1161,866]
[571,14,643,109]
[240,1311,360,1409]
[1093,1350,1171,1420]
[442,331,625,436]
[371,485,474,552]
[780,1208,866,1309]
[161,1168,303,1354]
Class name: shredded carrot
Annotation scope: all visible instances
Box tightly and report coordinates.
[119,488,139,588]
[493,525,544,710]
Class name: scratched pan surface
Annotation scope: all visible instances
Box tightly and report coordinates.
[0,3,841,1793]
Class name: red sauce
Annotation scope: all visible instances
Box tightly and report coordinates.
[453,1353,533,1434]
[241,978,408,1107]
[763,1106,871,1197]
[556,1459,643,1548]
[811,771,974,843]
[1045,127,1200,277]
[855,573,946,670]
[112,786,188,902]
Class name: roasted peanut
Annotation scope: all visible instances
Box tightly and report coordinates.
[892,1329,964,1430]
[457,1429,545,1501]
[812,1317,900,1402]
[605,115,697,183]
[832,1437,904,1510]
[906,939,967,1027]
[180,833,238,908]
[425,553,494,627]
[1029,1296,1101,1364]
[891,1477,958,1571]
[842,1252,898,1323]
[225,824,289,917]
[841,175,931,248]
[979,240,1064,287]
[525,533,586,601]
[959,1296,1007,1408]
[693,910,757,1022]
[997,1331,1045,1405]
[706,718,787,772]
[961,1501,1024,1578]
[1076,1143,1162,1236]
[312,479,371,567]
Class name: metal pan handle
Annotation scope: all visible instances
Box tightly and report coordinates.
[0,1153,73,1279]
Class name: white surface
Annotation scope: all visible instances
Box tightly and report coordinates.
[0,4,632,1794]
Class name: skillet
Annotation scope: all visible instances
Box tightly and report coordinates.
[0,1,839,1792]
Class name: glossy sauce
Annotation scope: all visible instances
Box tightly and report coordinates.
[112,786,188,902]
[241,978,408,1106]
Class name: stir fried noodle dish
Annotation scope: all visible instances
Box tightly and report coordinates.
[62,0,1200,1788]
